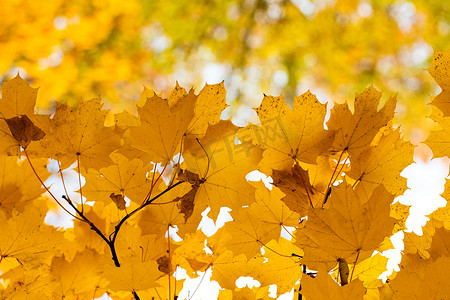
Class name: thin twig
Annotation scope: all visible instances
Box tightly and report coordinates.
[132,290,140,300]
[110,181,183,245]
[57,161,71,202]
[62,195,120,266]
[28,147,184,268]
[76,155,84,213]
[168,226,172,300]
[323,149,348,206]
[326,150,346,189]
[196,138,210,178]
[296,164,314,208]
[143,163,168,206]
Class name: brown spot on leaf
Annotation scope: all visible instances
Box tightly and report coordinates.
[157,255,170,274]
[272,164,324,216]
[5,115,45,148]
[176,185,199,222]
[177,169,202,184]
[109,193,126,210]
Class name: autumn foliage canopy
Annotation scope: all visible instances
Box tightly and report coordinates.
[1,0,450,298]
[0,49,449,299]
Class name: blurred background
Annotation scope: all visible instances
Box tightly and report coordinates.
[0,0,449,141]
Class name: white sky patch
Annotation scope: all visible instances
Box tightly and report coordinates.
[177,268,221,300]
[198,207,232,236]
[246,170,273,189]
[398,154,448,235]
[44,160,83,229]
[379,231,404,280]
[379,146,448,282]
[236,276,261,288]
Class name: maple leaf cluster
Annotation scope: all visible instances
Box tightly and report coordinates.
[0,50,449,300]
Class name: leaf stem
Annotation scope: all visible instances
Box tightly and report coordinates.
[326,149,346,189]
[143,163,168,205]
[24,148,78,219]
[168,225,172,300]
[349,249,361,282]
[196,138,210,178]
[147,164,157,200]
[260,241,301,258]
[132,290,140,300]
[296,164,314,208]
[323,149,348,206]
[76,155,84,213]
[189,267,210,300]
[281,225,294,238]
[57,161,71,202]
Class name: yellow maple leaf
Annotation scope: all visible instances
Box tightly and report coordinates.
[239,91,334,173]
[300,265,366,299]
[348,253,389,286]
[128,89,196,164]
[173,231,212,276]
[0,204,64,271]
[28,98,122,170]
[182,120,262,220]
[327,86,396,155]
[210,250,250,290]
[0,75,46,154]
[427,49,450,91]
[272,163,327,216]
[103,257,164,293]
[425,109,450,161]
[0,265,53,299]
[138,181,200,238]
[70,206,108,255]
[228,286,272,300]
[0,120,21,156]
[249,238,303,295]
[186,82,228,138]
[403,219,440,259]
[221,206,280,259]
[83,153,154,207]
[347,129,414,196]
[251,181,300,236]
[390,254,450,299]
[295,183,395,270]
[0,156,49,217]
[0,75,38,119]
[50,249,108,299]
[427,227,450,259]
